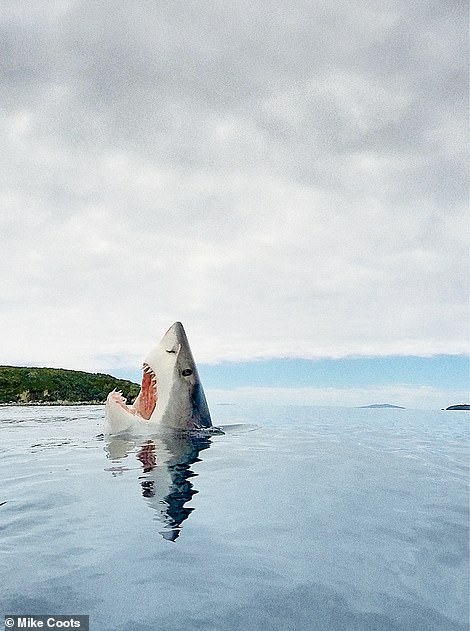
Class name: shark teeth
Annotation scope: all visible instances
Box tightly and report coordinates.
[143,364,157,388]
[109,390,128,405]
[143,363,158,392]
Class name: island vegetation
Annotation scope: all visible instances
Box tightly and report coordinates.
[0,366,140,405]
[445,404,470,411]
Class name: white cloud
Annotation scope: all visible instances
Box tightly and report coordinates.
[0,0,468,372]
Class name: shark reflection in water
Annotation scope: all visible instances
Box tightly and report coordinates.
[105,432,214,541]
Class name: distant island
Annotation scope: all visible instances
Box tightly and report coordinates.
[0,366,139,405]
[359,404,406,409]
[445,404,470,411]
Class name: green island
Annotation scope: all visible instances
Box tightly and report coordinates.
[0,366,140,405]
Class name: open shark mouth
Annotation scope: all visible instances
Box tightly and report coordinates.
[109,362,157,421]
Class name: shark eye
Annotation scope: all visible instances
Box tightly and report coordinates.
[181,369,193,377]
[166,349,176,354]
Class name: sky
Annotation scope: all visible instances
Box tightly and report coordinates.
[1,0,468,408]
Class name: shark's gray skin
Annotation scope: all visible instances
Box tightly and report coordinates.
[105,322,214,434]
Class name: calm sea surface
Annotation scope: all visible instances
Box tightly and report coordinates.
[0,405,468,631]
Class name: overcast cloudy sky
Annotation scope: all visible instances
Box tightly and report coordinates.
[1,1,468,407]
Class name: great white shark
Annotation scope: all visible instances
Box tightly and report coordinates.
[105,322,216,434]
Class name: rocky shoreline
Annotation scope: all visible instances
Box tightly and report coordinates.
[0,401,105,406]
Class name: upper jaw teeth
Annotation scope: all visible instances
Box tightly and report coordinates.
[143,364,157,389]
[143,363,157,376]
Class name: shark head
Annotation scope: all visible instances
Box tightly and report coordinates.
[105,322,212,433]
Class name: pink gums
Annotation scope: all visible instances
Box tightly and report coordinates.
[136,370,157,420]
[109,369,157,421]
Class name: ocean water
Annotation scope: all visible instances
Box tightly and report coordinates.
[0,404,468,631]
